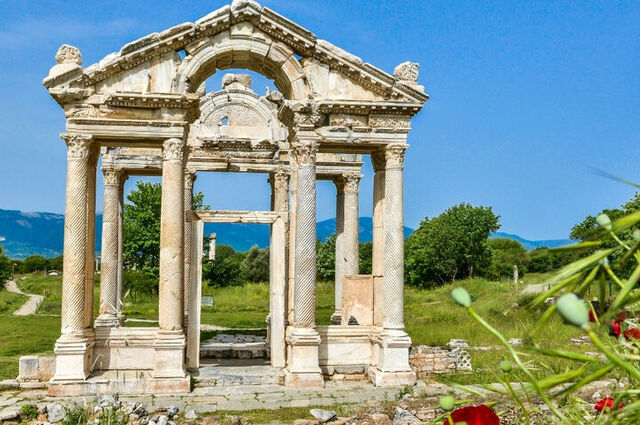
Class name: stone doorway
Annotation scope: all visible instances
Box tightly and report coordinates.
[186,209,287,374]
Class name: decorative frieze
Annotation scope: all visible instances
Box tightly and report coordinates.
[369,115,411,129]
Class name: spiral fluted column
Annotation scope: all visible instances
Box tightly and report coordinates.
[158,138,185,331]
[292,142,317,328]
[95,168,123,327]
[383,144,407,330]
[343,173,361,276]
[183,170,196,327]
[369,143,415,387]
[331,178,345,324]
[285,139,323,388]
[116,174,127,324]
[53,133,95,382]
[154,138,187,380]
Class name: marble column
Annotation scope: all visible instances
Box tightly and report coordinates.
[183,170,196,328]
[84,147,98,330]
[285,140,323,388]
[52,134,95,382]
[270,171,289,368]
[95,167,123,327]
[371,153,386,327]
[331,178,345,325]
[116,173,127,324]
[154,138,187,381]
[369,143,416,386]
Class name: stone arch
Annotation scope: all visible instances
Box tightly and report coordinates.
[174,27,310,101]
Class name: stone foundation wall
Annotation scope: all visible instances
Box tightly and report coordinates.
[321,365,367,381]
[409,346,463,377]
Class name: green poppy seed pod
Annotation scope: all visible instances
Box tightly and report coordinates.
[439,395,455,412]
[596,213,613,231]
[500,359,512,372]
[451,287,471,307]
[556,293,589,327]
[633,229,640,242]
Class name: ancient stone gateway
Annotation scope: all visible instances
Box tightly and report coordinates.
[44,0,428,396]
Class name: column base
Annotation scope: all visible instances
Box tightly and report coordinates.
[330,311,342,325]
[51,329,95,383]
[284,326,324,388]
[153,330,186,379]
[95,315,120,328]
[369,328,416,387]
[117,314,126,327]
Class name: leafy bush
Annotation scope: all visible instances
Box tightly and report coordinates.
[21,404,38,420]
[480,238,528,280]
[122,270,157,302]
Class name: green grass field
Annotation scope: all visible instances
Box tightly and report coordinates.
[0,272,596,384]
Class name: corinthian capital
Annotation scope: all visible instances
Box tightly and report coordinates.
[385,143,408,168]
[292,141,317,165]
[61,133,93,159]
[342,172,362,193]
[272,171,289,191]
[163,138,184,161]
[371,151,386,172]
[102,168,123,186]
[184,170,197,189]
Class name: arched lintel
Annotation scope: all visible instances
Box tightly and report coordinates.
[173,28,310,101]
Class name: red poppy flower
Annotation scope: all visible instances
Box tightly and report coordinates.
[443,405,499,425]
[594,397,623,413]
[624,327,640,340]
[589,310,598,322]
[610,320,622,337]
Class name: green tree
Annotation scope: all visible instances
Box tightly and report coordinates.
[242,245,269,283]
[405,203,500,286]
[0,246,12,288]
[570,192,640,275]
[481,238,528,281]
[204,244,247,287]
[359,241,373,274]
[123,181,208,278]
[316,234,336,281]
[21,255,49,273]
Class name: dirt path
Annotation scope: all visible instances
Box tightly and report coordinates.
[5,280,44,316]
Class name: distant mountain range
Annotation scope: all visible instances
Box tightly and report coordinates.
[0,208,571,259]
[490,232,573,250]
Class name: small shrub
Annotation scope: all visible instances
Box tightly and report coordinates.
[63,405,89,425]
[21,404,38,420]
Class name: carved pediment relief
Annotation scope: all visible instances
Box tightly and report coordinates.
[44,1,428,109]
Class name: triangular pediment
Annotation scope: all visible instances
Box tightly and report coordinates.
[44,0,428,107]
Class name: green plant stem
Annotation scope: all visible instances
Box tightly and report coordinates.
[466,306,571,425]
[447,413,454,425]
[502,378,530,425]
[584,326,640,381]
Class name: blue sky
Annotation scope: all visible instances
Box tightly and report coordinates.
[0,1,638,240]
